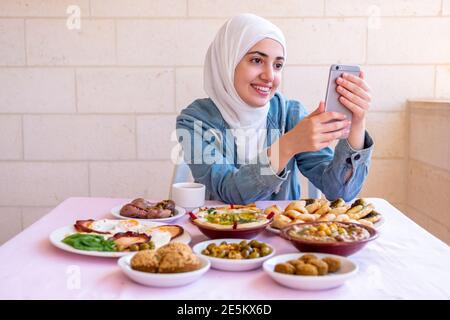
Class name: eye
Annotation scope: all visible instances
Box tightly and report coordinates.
[274,62,284,70]
[250,57,262,64]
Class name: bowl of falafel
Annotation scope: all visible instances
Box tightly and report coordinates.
[263,253,358,290]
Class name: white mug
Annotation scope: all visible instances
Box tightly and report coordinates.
[171,182,205,209]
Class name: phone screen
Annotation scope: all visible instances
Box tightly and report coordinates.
[324,64,361,138]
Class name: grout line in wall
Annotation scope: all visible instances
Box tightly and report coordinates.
[0,112,180,116]
[0,156,410,162]
[134,115,138,159]
[1,15,448,20]
[433,65,438,97]
[20,114,25,160]
[322,0,326,16]
[1,63,450,69]
[408,158,450,175]
[0,111,413,117]
[186,0,189,17]
[88,0,92,17]
[365,17,369,65]
[173,67,177,112]
[23,18,28,65]
[87,162,91,196]
[0,205,55,208]
[114,19,118,64]
[20,208,24,230]
[74,69,78,112]
[441,0,444,16]
[404,106,410,206]
[0,159,179,163]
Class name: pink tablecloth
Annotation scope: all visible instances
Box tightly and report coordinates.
[0,197,449,299]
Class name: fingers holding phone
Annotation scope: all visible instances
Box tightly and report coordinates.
[335,72,371,123]
[286,101,350,153]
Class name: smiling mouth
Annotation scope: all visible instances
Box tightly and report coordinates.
[251,84,272,96]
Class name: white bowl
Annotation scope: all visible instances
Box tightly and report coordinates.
[118,253,210,287]
[192,239,276,272]
[263,253,358,291]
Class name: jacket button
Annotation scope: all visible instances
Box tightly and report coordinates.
[354,154,361,160]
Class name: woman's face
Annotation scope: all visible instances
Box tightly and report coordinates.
[234,38,285,107]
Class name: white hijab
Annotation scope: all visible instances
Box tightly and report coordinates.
[203,14,286,164]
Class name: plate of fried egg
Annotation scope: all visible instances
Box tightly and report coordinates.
[49,219,191,258]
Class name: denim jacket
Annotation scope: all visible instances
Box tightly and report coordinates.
[176,92,374,204]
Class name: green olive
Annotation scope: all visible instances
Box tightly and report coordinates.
[116,245,126,252]
[241,249,250,258]
[148,241,155,250]
[139,243,150,250]
[239,240,248,248]
[220,241,228,246]
[207,243,217,251]
[260,246,272,257]
[201,249,210,255]
[228,250,242,259]
[129,244,139,252]
[243,245,253,253]
[249,240,259,248]
[248,251,260,259]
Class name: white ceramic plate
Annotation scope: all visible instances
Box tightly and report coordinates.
[263,253,358,291]
[265,225,281,235]
[192,238,275,271]
[49,221,191,258]
[110,204,186,223]
[266,215,385,235]
[118,253,210,287]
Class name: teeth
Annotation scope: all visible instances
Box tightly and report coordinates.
[253,85,271,92]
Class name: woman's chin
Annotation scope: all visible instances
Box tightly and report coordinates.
[247,95,272,107]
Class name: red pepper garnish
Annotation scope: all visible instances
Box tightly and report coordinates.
[233,221,238,230]
[188,212,197,220]
[267,212,275,220]
[230,204,234,209]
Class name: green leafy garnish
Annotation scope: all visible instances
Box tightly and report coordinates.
[62,234,116,252]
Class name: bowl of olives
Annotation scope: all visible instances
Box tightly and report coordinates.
[192,239,275,271]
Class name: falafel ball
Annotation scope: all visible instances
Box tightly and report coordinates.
[322,257,341,273]
[287,259,305,270]
[274,263,296,275]
[299,254,318,263]
[308,259,329,275]
[296,263,319,276]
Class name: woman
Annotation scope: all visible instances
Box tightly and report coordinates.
[176,14,373,204]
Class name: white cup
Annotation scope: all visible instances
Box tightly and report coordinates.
[171,182,206,209]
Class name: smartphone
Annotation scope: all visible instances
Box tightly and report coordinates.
[324,64,361,138]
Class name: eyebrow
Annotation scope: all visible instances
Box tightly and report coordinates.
[246,51,285,61]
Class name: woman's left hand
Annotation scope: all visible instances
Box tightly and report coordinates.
[335,71,371,150]
[336,71,371,125]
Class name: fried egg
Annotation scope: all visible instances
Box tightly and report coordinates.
[149,230,172,249]
[88,219,142,234]
[88,219,118,233]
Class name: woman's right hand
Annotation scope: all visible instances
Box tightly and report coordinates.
[285,101,351,154]
[268,101,350,174]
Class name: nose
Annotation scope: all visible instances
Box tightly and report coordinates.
[260,65,274,82]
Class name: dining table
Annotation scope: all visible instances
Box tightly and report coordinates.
[0,197,449,300]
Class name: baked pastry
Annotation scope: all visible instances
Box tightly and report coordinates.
[131,242,201,274]
[130,250,160,273]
